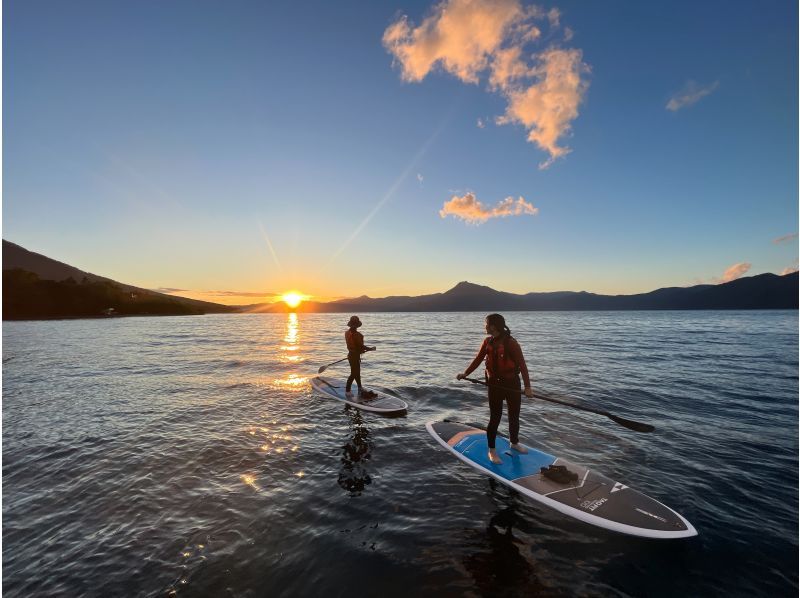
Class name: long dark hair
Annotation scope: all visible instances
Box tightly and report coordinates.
[486,313,511,338]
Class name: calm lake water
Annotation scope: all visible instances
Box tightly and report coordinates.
[3,311,798,597]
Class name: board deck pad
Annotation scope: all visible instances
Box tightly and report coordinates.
[311,376,407,413]
[428,421,697,539]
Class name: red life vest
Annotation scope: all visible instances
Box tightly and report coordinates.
[485,335,520,381]
[345,329,364,353]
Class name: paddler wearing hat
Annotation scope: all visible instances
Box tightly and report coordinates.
[345,316,377,399]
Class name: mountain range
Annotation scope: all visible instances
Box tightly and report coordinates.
[255,275,797,313]
[3,239,797,318]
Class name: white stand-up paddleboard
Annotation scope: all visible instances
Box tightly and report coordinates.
[311,376,407,414]
[427,421,697,539]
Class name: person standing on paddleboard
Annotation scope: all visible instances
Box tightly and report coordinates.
[345,316,376,399]
[457,313,534,464]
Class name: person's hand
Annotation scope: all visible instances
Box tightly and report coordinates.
[456,373,466,380]
[524,387,534,398]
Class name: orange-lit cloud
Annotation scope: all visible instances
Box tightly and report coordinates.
[154,288,283,305]
[440,192,538,224]
[781,260,799,275]
[715,262,751,283]
[773,233,798,244]
[496,48,589,169]
[383,0,525,84]
[384,0,589,168]
[666,80,719,111]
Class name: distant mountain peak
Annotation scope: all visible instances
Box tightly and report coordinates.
[445,281,497,295]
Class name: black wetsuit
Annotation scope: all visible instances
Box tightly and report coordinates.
[345,328,364,392]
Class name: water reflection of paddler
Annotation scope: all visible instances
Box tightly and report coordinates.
[457,313,534,465]
[462,499,539,596]
[344,316,377,399]
[337,409,372,495]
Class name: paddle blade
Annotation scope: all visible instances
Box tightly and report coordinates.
[317,365,327,374]
[608,413,655,433]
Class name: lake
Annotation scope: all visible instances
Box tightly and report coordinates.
[3,311,797,596]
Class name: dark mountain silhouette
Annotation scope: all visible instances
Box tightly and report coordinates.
[250,275,798,313]
[3,240,236,319]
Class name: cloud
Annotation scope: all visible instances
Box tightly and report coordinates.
[206,290,280,298]
[417,173,424,183]
[666,80,719,111]
[563,26,574,41]
[383,0,525,84]
[477,117,486,128]
[156,288,280,299]
[439,191,538,224]
[715,262,751,284]
[384,0,589,168]
[773,233,798,244]
[496,48,589,169]
[781,259,799,275]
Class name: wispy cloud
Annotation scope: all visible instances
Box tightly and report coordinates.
[476,117,486,129]
[773,233,798,244]
[781,260,798,275]
[206,290,280,298]
[666,80,719,112]
[439,192,538,224]
[417,173,424,183]
[714,262,751,284]
[154,288,280,299]
[383,0,589,169]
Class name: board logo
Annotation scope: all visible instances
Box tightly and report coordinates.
[580,498,608,512]
[635,507,667,523]
[611,482,628,493]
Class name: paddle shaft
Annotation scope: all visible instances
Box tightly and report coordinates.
[462,376,654,433]
[317,347,376,374]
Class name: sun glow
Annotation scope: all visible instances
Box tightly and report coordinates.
[282,292,304,308]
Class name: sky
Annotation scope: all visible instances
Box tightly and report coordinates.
[4,0,798,305]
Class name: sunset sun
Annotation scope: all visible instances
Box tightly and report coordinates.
[282,292,303,308]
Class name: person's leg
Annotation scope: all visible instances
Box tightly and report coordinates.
[507,377,527,452]
[353,357,362,392]
[507,388,521,445]
[486,386,503,449]
[346,355,358,392]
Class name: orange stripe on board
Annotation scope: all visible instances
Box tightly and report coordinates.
[447,429,484,447]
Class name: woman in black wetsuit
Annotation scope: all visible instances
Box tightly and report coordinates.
[457,313,533,464]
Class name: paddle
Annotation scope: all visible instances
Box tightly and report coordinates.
[318,357,349,374]
[317,347,376,374]
[461,377,655,433]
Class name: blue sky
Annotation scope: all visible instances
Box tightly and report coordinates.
[4,0,797,303]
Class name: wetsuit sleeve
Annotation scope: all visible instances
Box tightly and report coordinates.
[510,339,531,388]
[463,339,488,377]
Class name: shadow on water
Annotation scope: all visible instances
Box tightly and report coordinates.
[337,407,372,495]
[460,478,554,597]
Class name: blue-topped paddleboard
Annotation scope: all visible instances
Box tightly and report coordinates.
[427,421,697,539]
[311,376,407,414]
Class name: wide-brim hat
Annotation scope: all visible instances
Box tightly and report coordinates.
[347,316,362,328]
